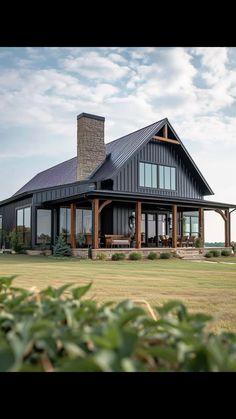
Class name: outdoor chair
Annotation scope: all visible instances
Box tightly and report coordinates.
[181,235,189,247]
[159,235,168,247]
[188,236,196,247]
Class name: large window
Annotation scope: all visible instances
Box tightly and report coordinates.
[183,214,199,237]
[159,165,176,190]
[139,162,157,188]
[16,207,31,246]
[76,209,92,235]
[59,207,71,243]
[37,209,51,244]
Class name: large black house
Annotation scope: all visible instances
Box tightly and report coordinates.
[0,113,235,258]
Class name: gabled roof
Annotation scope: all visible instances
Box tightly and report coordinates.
[90,119,165,181]
[12,117,213,198]
[13,157,78,196]
[91,118,214,195]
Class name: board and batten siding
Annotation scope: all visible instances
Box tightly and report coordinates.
[113,206,134,236]
[33,182,95,205]
[0,196,33,233]
[113,141,203,199]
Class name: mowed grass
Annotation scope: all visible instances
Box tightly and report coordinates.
[1,254,236,333]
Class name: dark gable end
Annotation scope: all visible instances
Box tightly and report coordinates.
[90,118,214,196]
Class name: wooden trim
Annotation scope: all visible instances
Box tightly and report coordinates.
[198,208,204,244]
[70,203,76,249]
[135,201,141,249]
[172,204,177,248]
[92,199,99,249]
[98,199,112,215]
[225,209,230,247]
[152,135,179,145]
[214,209,227,222]
[163,124,168,138]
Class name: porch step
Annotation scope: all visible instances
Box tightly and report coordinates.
[176,249,204,260]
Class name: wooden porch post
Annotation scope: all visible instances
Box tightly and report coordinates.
[172,204,177,248]
[225,209,230,247]
[70,203,76,248]
[198,208,205,245]
[92,199,99,249]
[135,201,141,249]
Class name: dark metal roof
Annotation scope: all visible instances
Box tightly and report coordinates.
[11,117,213,198]
[13,157,78,196]
[90,119,165,181]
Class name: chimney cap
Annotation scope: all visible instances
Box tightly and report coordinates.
[77,112,105,122]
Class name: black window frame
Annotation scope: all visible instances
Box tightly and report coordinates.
[139,161,158,189]
[15,205,32,247]
[158,165,176,191]
[36,208,52,245]
[59,207,71,244]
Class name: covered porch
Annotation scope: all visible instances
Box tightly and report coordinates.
[45,190,235,256]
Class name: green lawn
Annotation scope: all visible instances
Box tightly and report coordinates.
[1,254,236,333]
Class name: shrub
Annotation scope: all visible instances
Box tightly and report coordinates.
[160,252,171,259]
[129,252,142,260]
[1,277,236,372]
[205,252,213,258]
[147,251,158,260]
[96,252,106,260]
[195,237,203,248]
[9,228,22,252]
[221,250,231,257]
[53,235,72,257]
[111,253,126,261]
[210,250,220,257]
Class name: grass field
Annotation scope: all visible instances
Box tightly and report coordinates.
[1,254,236,333]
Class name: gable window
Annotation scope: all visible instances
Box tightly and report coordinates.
[139,162,157,188]
[159,166,176,190]
[36,209,52,244]
[16,207,31,246]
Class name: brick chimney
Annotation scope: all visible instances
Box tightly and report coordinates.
[77,113,106,181]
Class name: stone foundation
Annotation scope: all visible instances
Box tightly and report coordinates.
[91,247,233,260]
[26,250,52,256]
[71,248,89,258]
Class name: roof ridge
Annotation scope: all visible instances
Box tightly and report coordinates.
[105,118,166,146]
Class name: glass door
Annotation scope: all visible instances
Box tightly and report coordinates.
[147,214,157,247]
[157,214,167,247]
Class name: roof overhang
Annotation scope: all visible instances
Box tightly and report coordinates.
[43,189,236,210]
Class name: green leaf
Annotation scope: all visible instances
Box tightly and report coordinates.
[72,283,92,300]
[0,276,16,291]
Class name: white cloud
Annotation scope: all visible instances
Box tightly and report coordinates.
[61,51,131,81]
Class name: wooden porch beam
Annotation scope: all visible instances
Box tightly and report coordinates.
[152,135,180,145]
[92,199,99,249]
[70,203,76,249]
[135,201,141,249]
[172,204,177,248]
[214,209,227,222]
[198,208,205,245]
[225,209,230,247]
[98,199,112,215]
[163,124,168,138]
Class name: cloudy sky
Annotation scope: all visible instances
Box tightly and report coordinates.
[0,47,236,242]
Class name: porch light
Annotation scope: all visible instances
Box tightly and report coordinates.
[128,212,135,230]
